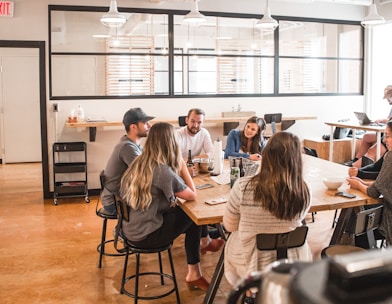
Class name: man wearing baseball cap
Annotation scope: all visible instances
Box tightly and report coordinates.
[100,108,154,215]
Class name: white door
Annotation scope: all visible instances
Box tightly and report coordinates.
[0,48,41,163]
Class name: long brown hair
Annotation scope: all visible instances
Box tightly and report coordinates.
[120,122,182,210]
[240,116,266,154]
[250,131,310,220]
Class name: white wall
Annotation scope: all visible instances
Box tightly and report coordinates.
[2,0,388,190]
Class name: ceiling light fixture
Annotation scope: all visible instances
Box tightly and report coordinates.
[255,0,279,31]
[183,0,206,23]
[361,2,385,28]
[101,0,127,28]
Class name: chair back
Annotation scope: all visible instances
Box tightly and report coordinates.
[303,147,318,158]
[99,170,105,190]
[178,116,186,127]
[264,113,282,135]
[223,121,240,136]
[115,196,130,223]
[256,226,309,260]
[113,196,130,253]
[346,205,383,235]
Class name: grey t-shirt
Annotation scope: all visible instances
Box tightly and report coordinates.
[122,164,187,242]
[101,135,142,207]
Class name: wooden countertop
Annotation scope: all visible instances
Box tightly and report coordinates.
[65,115,317,141]
[66,115,317,128]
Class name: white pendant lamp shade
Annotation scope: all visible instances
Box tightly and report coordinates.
[101,0,127,28]
[255,2,279,31]
[183,0,206,23]
[361,4,385,28]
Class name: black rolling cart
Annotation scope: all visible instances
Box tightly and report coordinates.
[52,142,89,205]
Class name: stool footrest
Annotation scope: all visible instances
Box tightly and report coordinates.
[123,272,176,300]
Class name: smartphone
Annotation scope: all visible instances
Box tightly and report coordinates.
[196,183,214,190]
[335,191,356,199]
[205,197,227,205]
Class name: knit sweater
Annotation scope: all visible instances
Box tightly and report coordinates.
[367,151,392,244]
[223,176,313,286]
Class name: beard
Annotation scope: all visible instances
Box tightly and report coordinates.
[187,126,201,135]
[137,129,148,137]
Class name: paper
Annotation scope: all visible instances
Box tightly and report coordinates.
[87,117,107,122]
[213,140,223,175]
[211,172,230,185]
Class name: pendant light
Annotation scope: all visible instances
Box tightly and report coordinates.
[361,2,385,28]
[101,0,127,28]
[183,0,206,23]
[255,0,279,31]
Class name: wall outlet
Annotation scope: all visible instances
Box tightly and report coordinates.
[53,103,59,112]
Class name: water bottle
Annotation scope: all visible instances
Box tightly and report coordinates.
[77,105,85,121]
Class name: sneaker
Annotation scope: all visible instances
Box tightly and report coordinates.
[244,296,256,304]
[343,158,358,167]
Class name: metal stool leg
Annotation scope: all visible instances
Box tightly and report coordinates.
[158,252,164,285]
[98,218,108,268]
[167,248,181,304]
[121,251,129,294]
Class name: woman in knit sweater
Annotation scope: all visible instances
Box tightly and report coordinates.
[223,131,313,288]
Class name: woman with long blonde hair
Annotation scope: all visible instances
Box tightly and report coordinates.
[120,122,210,290]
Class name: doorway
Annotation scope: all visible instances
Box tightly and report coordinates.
[0,41,49,198]
[0,48,41,163]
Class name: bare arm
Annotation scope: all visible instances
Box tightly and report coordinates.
[346,176,372,193]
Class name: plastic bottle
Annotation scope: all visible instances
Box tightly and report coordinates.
[77,105,85,121]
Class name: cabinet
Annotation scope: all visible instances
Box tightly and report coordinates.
[53,142,89,205]
[303,138,361,164]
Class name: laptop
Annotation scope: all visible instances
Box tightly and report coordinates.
[354,112,385,126]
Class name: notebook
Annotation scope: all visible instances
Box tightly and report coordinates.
[353,112,385,126]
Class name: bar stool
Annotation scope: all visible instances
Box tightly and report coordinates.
[321,205,384,259]
[114,197,181,304]
[321,244,366,258]
[96,170,125,268]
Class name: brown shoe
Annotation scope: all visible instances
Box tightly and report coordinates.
[185,276,210,291]
[201,238,225,255]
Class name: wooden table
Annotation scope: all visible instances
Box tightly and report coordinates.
[325,121,385,162]
[179,155,380,304]
[65,116,317,142]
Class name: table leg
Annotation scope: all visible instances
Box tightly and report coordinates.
[329,208,353,245]
[376,132,382,160]
[329,126,334,161]
[351,129,357,160]
[203,224,227,304]
[203,249,225,304]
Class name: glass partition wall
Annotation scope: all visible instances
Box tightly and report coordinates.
[49,6,363,99]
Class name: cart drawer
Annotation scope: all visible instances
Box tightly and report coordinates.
[53,142,86,152]
[54,182,87,194]
[53,162,87,173]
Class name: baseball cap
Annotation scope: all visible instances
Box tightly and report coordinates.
[383,87,392,99]
[122,108,154,127]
